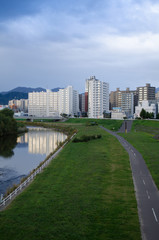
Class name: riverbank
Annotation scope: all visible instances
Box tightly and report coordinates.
[119,120,159,189]
[0,126,68,198]
[0,120,141,240]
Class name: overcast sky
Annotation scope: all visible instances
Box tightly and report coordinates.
[0,0,159,92]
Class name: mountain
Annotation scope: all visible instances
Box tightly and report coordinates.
[0,87,45,105]
[51,87,63,92]
[8,87,46,94]
[0,92,28,105]
[1,87,63,95]
[156,88,159,93]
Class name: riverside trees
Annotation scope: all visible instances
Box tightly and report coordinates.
[0,108,17,136]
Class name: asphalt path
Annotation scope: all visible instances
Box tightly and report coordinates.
[101,121,159,240]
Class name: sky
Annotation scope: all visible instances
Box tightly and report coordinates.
[0,0,159,93]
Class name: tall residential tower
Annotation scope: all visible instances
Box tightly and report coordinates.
[85,76,109,118]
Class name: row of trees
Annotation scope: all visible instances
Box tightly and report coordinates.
[0,109,18,136]
[140,108,154,119]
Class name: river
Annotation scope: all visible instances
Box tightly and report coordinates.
[0,127,67,196]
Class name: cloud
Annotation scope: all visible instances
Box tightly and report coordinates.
[0,0,159,92]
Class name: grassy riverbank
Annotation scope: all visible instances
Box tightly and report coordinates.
[0,121,141,240]
[120,120,159,188]
[65,118,123,131]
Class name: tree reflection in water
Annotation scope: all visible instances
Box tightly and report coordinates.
[0,135,17,158]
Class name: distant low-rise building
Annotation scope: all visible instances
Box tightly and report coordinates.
[0,105,8,111]
[135,100,158,118]
[111,107,126,119]
[8,99,28,113]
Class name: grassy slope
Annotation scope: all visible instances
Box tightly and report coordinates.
[0,122,140,240]
[65,118,123,131]
[120,120,159,188]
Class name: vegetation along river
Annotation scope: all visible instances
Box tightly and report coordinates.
[0,127,67,197]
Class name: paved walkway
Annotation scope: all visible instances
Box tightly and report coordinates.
[101,121,159,240]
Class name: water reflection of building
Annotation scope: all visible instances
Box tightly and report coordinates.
[17,133,28,144]
[17,128,67,155]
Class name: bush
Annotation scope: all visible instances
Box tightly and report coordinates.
[85,121,98,126]
[73,134,101,143]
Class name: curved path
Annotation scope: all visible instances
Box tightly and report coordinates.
[101,121,159,240]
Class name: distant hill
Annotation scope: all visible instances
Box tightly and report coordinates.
[5,87,46,94]
[51,87,63,92]
[156,87,159,93]
[0,92,28,105]
[1,87,63,95]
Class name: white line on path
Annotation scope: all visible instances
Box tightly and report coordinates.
[152,208,158,222]
[134,153,136,157]
[146,190,150,199]
[143,179,146,185]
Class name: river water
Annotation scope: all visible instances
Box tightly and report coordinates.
[0,127,67,196]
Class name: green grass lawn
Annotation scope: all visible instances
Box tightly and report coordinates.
[120,120,159,188]
[132,120,159,133]
[0,123,141,240]
[65,118,123,131]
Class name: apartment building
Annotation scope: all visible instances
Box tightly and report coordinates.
[156,91,159,102]
[79,93,85,114]
[28,90,59,117]
[137,83,156,103]
[28,86,79,117]
[58,86,79,116]
[109,88,137,111]
[85,76,109,118]
[121,92,134,117]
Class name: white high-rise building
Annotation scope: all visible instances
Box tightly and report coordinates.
[28,90,59,117]
[58,86,79,116]
[86,76,109,118]
[28,86,79,117]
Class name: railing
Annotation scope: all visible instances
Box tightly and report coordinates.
[0,133,76,210]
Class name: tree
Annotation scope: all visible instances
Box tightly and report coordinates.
[149,112,154,119]
[140,108,147,119]
[0,108,17,136]
[0,108,14,118]
[156,113,159,119]
[140,109,154,119]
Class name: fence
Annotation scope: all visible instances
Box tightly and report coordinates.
[0,133,76,210]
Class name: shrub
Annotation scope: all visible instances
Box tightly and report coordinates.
[73,134,101,143]
[85,121,98,126]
